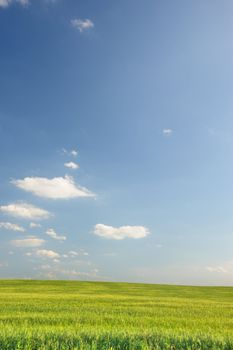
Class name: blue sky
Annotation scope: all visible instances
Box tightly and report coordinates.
[1,0,233,285]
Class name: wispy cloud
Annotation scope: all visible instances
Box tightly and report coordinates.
[206,266,227,273]
[29,222,41,228]
[62,148,78,157]
[64,161,79,170]
[163,128,173,136]
[0,222,25,232]
[71,18,94,32]
[0,0,29,8]
[11,237,45,247]
[0,202,51,220]
[12,175,95,199]
[0,262,8,268]
[46,228,66,241]
[94,224,150,240]
[68,250,88,257]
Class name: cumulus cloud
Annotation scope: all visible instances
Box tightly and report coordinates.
[12,175,95,199]
[64,162,79,170]
[0,202,51,220]
[0,222,25,232]
[163,128,173,135]
[71,18,94,32]
[94,224,150,240]
[46,228,66,241]
[0,0,29,8]
[30,222,41,228]
[11,237,45,247]
[36,249,60,259]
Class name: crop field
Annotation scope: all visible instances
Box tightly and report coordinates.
[0,280,233,350]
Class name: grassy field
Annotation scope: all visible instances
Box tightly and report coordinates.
[0,280,233,349]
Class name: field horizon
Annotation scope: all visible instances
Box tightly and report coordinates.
[1,278,233,288]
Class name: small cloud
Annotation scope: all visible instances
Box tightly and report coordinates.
[0,0,29,8]
[68,249,88,257]
[0,202,51,220]
[11,237,45,248]
[71,149,78,157]
[163,128,173,136]
[156,244,163,248]
[12,175,95,199]
[0,262,8,268]
[25,252,32,256]
[36,249,60,259]
[94,224,150,240]
[0,0,11,7]
[206,266,228,274]
[0,222,25,232]
[46,228,66,241]
[68,250,78,257]
[62,148,78,157]
[64,162,79,170]
[29,222,41,229]
[71,18,94,32]
[37,264,51,270]
[103,252,117,257]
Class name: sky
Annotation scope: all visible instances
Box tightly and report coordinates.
[0,0,233,285]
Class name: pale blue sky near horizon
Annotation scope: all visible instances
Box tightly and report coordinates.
[1,0,233,285]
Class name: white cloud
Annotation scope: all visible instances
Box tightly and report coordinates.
[205,261,233,275]
[0,0,11,7]
[25,252,32,256]
[71,149,78,156]
[11,237,45,248]
[71,18,94,32]
[36,249,60,259]
[68,250,78,256]
[30,222,41,228]
[94,224,150,240]
[163,128,173,135]
[12,175,95,199]
[68,250,89,257]
[53,258,60,263]
[62,148,78,157]
[0,222,25,232]
[0,202,51,220]
[64,162,79,170]
[206,266,227,273]
[0,0,29,8]
[46,228,66,241]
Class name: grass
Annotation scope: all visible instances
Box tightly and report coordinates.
[0,280,233,349]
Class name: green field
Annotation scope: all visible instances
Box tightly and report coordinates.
[0,280,233,349]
